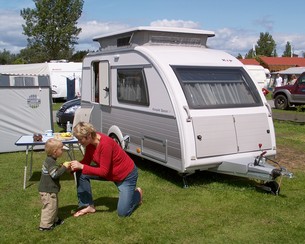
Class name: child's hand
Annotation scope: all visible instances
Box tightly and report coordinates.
[63,161,71,168]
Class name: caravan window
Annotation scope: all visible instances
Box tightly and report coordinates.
[14,77,35,86]
[0,75,9,86]
[173,66,262,109]
[117,69,149,106]
[38,76,50,86]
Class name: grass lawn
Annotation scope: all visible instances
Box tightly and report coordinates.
[52,101,63,111]
[1,120,305,243]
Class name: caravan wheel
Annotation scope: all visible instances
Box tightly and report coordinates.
[110,134,122,148]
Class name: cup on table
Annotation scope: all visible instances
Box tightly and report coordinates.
[45,130,53,137]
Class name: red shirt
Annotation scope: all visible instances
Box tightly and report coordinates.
[80,133,135,182]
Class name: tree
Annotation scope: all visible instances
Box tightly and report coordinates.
[282,41,292,57]
[244,49,255,59]
[236,53,243,59]
[255,32,276,57]
[20,0,84,63]
[18,47,44,63]
[70,50,89,62]
[0,49,17,64]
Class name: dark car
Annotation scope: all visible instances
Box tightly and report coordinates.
[272,72,305,110]
[56,98,81,130]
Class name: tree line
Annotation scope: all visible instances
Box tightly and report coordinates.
[238,32,304,59]
[0,0,88,64]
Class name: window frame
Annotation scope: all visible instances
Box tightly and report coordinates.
[117,68,150,106]
[172,66,262,109]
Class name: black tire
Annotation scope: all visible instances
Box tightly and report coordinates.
[110,134,122,147]
[265,181,280,195]
[274,94,288,110]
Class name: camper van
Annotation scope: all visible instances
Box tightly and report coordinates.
[245,65,269,89]
[78,26,291,193]
[0,61,82,99]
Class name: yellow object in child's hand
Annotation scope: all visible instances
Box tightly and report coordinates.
[63,161,71,168]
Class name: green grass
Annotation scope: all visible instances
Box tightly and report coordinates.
[274,120,305,152]
[52,101,63,111]
[1,121,305,243]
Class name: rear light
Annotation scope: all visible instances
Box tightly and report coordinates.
[262,88,269,96]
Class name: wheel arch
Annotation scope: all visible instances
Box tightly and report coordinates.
[273,90,292,101]
[107,125,126,149]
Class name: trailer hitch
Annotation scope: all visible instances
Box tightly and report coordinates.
[254,150,293,195]
[254,150,293,179]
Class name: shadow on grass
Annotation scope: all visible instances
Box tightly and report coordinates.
[29,154,281,195]
[26,171,76,189]
[29,171,75,182]
[133,155,268,192]
[58,196,118,219]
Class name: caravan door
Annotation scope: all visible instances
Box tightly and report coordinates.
[99,61,110,106]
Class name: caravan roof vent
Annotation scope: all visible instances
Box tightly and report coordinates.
[117,36,131,47]
[150,35,202,46]
[93,26,215,51]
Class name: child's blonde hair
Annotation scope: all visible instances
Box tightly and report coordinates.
[45,138,63,156]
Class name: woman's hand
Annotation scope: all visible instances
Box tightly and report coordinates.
[70,160,84,171]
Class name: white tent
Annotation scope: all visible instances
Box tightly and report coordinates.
[0,63,49,76]
[0,62,82,99]
[0,86,53,153]
[274,67,305,75]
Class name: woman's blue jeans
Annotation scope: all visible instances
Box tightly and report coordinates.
[75,166,141,217]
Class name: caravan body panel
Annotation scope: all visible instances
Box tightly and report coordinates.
[192,113,272,158]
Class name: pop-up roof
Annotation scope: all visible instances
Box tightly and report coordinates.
[93,26,215,51]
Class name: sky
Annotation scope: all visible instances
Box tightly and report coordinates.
[1,0,305,58]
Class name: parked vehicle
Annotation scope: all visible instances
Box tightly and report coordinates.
[273,72,305,110]
[56,98,81,130]
[245,65,269,89]
[77,26,291,192]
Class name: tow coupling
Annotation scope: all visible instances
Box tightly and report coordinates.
[255,150,293,195]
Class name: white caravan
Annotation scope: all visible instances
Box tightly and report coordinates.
[245,65,269,89]
[78,26,291,192]
[0,61,82,99]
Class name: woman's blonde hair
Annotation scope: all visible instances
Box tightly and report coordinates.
[73,122,97,139]
[45,138,63,156]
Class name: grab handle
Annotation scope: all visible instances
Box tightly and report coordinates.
[183,106,192,122]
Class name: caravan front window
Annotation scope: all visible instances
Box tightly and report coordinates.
[173,67,262,109]
[117,69,149,106]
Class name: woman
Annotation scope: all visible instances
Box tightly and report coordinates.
[289,74,297,85]
[70,122,143,217]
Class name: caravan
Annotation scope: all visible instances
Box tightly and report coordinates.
[78,26,291,192]
[245,64,270,89]
[0,61,82,99]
